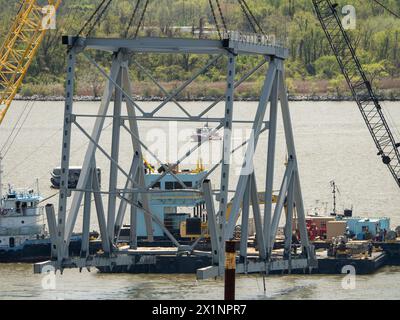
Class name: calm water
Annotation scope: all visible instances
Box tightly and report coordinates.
[1,100,400,300]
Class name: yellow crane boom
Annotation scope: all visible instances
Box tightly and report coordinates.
[0,0,61,125]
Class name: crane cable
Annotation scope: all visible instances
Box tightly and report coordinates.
[370,0,400,19]
[86,0,113,37]
[238,0,267,36]
[133,0,149,38]
[124,0,141,38]
[215,0,228,35]
[1,101,35,159]
[238,0,257,34]
[0,101,31,155]
[76,0,113,38]
[209,0,223,40]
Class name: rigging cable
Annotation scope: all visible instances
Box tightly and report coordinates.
[238,0,257,34]
[208,0,223,40]
[215,0,228,35]
[133,0,149,38]
[238,0,267,36]
[124,0,141,38]
[86,0,113,37]
[76,0,109,37]
[68,0,113,50]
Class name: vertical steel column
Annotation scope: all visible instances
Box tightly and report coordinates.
[264,71,279,255]
[239,178,250,261]
[269,160,293,249]
[92,165,111,255]
[80,169,92,258]
[250,173,266,260]
[122,66,154,241]
[203,179,219,264]
[130,191,138,249]
[107,67,123,245]
[57,47,76,263]
[284,173,295,272]
[45,204,57,259]
[114,151,140,240]
[218,52,236,274]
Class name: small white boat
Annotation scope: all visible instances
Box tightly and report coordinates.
[190,123,221,142]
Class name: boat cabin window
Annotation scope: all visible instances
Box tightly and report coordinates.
[152,182,161,189]
[16,201,21,213]
[164,181,192,189]
[9,237,15,248]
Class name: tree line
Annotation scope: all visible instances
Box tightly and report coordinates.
[0,0,399,98]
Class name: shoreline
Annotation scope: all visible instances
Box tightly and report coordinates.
[13,94,400,102]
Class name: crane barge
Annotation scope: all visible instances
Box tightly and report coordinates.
[312,0,400,188]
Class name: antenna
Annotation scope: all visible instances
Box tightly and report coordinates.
[330,180,337,215]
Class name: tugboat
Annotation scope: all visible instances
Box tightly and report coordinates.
[0,156,100,262]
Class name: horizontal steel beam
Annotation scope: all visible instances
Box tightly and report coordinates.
[196,258,311,280]
[62,36,288,58]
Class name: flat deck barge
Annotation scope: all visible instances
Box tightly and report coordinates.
[92,245,399,275]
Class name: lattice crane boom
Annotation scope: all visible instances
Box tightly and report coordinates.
[0,0,61,125]
[313,0,400,188]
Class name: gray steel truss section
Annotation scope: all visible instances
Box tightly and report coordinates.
[198,59,267,118]
[278,67,315,265]
[122,66,154,240]
[62,56,121,253]
[217,52,236,274]
[150,54,222,116]
[226,60,278,239]
[132,60,191,118]
[44,35,316,276]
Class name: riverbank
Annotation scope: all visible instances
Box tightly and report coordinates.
[16,78,400,102]
[13,94,400,102]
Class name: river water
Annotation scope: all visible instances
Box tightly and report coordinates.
[0,100,400,300]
